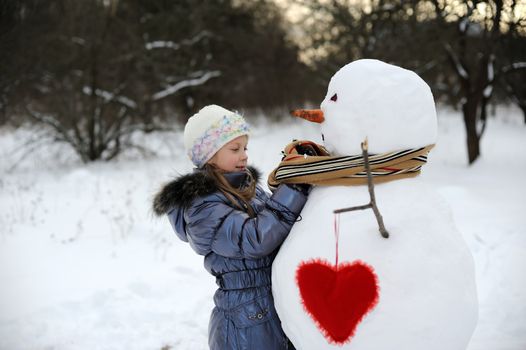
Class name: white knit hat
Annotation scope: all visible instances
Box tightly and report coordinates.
[184,105,250,168]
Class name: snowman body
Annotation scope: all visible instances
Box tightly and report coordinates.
[272,180,478,350]
[271,59,478,349]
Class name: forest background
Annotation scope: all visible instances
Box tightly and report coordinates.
[1,0,525,165]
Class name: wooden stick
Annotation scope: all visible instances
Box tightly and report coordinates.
[333,138,390,238]
[333,204,371,213]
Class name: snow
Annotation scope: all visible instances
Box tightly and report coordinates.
[483,85,493,98]
[0,106,525,350]
[484,59,494,98]
[145,41,184,50]
[487,59,494,82]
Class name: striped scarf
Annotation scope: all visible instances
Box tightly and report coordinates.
[268,140,434,190]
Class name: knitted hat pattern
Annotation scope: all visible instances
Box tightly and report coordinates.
[184,105,250,168]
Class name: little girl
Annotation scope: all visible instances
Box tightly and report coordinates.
[153,105,309,349]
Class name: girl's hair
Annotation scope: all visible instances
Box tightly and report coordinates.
[203,164,256,217]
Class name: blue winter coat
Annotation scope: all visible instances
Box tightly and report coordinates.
[153,167,308,350]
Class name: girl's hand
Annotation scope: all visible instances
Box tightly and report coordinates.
[288,183,312,195]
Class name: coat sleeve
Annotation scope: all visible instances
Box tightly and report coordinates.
[183,184,308,259]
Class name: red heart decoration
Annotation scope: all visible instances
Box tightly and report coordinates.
[296,259,380,345]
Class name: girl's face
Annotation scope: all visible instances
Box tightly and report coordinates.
[208,135,248,172]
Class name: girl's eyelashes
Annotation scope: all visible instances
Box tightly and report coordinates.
[230,147,247,152]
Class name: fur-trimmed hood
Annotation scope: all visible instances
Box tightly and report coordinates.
[153,166,261,216]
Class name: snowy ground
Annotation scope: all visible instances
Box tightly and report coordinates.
[0,106,525,350]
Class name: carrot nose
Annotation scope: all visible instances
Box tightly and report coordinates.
[290,109,325,123]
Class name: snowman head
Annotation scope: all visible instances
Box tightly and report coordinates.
[301,59,437,155]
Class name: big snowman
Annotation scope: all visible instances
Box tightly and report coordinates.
[271,59,478,350]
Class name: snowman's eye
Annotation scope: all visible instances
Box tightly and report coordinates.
[330,93,337,102]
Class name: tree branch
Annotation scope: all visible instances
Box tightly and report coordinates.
[151,70,221,101]
[145,31,212,50]
[502,62,526,73]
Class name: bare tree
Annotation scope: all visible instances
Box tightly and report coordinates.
[5,0,220,162]
[430,0,526,163]
[501,63,526,123]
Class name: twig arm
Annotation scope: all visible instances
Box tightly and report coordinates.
[332,138,390,238]
[334,204,372,213]
[362,139,389,238]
